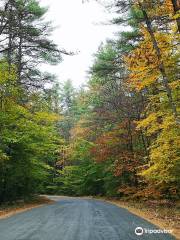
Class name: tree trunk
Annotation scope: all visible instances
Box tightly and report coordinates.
[7,4,13,72]
[17,16,23,84]
[138,1,178,120]
[172,0,180,32]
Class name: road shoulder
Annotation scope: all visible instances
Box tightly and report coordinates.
[98,198,179,240]
[0,196,54,220]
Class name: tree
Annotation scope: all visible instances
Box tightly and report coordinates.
[58,79,77,141]
[55,0,179,199]
[0,0,66,203]
[112,0,180,197]
[0,0,67,92]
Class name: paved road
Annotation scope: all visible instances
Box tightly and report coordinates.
[0,197,175,240]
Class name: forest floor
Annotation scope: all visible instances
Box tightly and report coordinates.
[101,198,180,239]
[0,196,54,219]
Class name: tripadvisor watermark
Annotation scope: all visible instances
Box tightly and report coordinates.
[135,227,173,236]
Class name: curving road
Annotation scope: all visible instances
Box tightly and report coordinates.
[0,196,175,240]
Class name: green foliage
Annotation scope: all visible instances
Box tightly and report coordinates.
[0,0,179,203]
[54,161,122,198]
[0,60,62,202]
[0,103,61,201]
[58,80,77,141]
[27,0,48,18]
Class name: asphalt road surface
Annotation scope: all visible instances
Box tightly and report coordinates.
[0,196,175,240]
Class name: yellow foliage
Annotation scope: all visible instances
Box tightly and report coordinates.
[0,61,16,84]
[140,114,180,183]
[170,80,180,90]
[136,112,162,135]
[70,119,93,140]
[34,112,62,124]
[125,21,178,91]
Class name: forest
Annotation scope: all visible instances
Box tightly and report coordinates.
[0,0,179,203]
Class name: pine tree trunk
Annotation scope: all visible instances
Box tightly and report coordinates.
[138,1,178,120]
[7,4,13,72]
[172,0,180,32]
[17,14,23,84]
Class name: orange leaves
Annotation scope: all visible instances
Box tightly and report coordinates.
[114,152,139,177]
[90,120,139,167]
[91,132,115,162]
[91,130,120,162]
[154,0,175,17]
[118,186,138,196]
